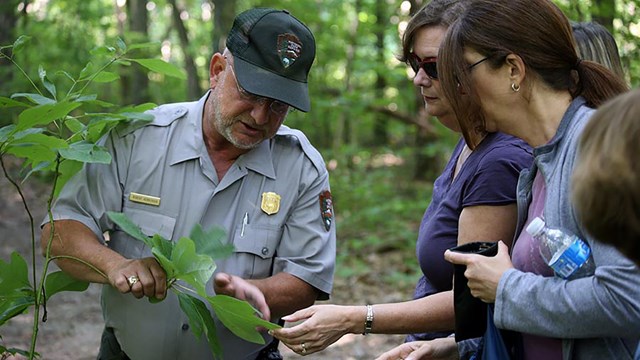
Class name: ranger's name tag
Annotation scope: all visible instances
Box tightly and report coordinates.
[129,192,161,206]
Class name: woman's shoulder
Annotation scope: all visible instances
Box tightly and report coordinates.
[476,132,533,165]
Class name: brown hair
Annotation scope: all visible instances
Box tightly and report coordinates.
[399,0,466,63]
[438,0,629,148]
[571,21,626,80]
[572,88,640,265]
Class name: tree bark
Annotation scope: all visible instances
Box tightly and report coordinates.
[125,0,151,104]
[168,0,202,100]
[211,0,235,54]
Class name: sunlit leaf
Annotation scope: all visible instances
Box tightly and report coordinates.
[91,71,120,83]
[16,102,82,131]
[0,96,30,109]
[171,237,215,295]
[0,253,31,295]
[130,59,186,79]
[190,225,234,261]
[12,35,31,54]
[107,212,150,244]
[58,141,111,164]
[177,292,222,359]
[44,271,89,299]
[89,45,116,57]
[11,93,55,105]
[38,66,56,99]
[116,37,127,53]
[54,159,83,198]
[208,295,280,344]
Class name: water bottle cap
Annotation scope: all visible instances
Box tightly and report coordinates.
[525,217,546,237]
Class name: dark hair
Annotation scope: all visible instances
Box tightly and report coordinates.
[572,89,640,265]
[438,0,629,148]
[571,21,626,80]
[399,0,466,63]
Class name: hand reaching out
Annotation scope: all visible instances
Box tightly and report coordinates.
[214,272,271,321]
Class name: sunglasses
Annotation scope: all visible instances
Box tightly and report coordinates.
[408,53,438,80]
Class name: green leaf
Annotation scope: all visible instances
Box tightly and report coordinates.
[12,35,31,54]
[149,234,174,260]
[0,295,34,327]
[58,141,111,164]
[176,292,222,359]
[208,295,281,344]
[116,37,127,53]
[73,94,98,102]
[79,62,93,80]
[0,125,16,143]
[107,212,151,244]
[89,45,116,57]
[130,59,186,79]
[64,117,85,134]
[0,253,31,295]
[44,271,89,299]
[0,253,35,327]
[119,103,157,113]
[38,65,57,99]
[190,225,234,261]
[91,71,120,83]
[11,93,55,105]
[53,159,83,198]
[0,96,29,109]
[171,237,215,295]
[16,102,82,131]
[5,133,68,165]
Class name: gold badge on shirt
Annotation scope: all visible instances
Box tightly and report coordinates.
[261,192,281,215]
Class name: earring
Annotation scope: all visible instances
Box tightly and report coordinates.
[511,83,520,92]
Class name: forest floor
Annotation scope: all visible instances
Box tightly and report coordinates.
[0,159,417,360]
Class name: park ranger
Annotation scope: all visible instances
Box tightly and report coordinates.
[41,8,335,360]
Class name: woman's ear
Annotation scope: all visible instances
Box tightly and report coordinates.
[209,53,226,88]
[505,53,525,85]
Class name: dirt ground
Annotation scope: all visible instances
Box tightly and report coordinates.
[0,160,416,360]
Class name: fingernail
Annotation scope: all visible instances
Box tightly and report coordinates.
[268,330,274,336]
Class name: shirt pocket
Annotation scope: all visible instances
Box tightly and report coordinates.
[109,207,177,258]
[229,223,283,279]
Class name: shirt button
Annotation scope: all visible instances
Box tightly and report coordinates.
[261,247,269,255]
[182,323,189,331]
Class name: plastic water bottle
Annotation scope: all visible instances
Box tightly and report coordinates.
[525,217,595,279]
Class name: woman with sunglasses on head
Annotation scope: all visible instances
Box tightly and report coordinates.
[440,0,637,359]
[271,1,532,357]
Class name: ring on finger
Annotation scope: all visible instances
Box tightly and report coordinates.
[127,275,140,287]
[301,342,307,354]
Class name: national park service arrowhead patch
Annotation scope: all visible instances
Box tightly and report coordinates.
[277,33,302,68]
[319,190,333,231]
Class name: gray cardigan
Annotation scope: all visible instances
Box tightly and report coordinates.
[495,97,640,359]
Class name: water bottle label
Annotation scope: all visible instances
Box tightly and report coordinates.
[549,238,592,279]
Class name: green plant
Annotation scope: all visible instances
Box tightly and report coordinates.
[0,36,277,360]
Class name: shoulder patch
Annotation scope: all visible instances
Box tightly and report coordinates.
[319,190,333,231]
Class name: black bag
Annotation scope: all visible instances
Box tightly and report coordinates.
[449,241,498,342]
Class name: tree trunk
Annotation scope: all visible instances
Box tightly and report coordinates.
[0,1,22,90]
[211,0,235,54]
[127,0,150,104]
[373,0,388,145]
[168,0,202,100]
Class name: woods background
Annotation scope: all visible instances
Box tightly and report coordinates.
[0,0,638,358]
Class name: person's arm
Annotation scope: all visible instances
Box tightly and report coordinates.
[272,203,518,354]
[41,219,167,300]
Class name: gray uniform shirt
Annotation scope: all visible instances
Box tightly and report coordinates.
[46,92,336,360]
[496,97,640,359]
